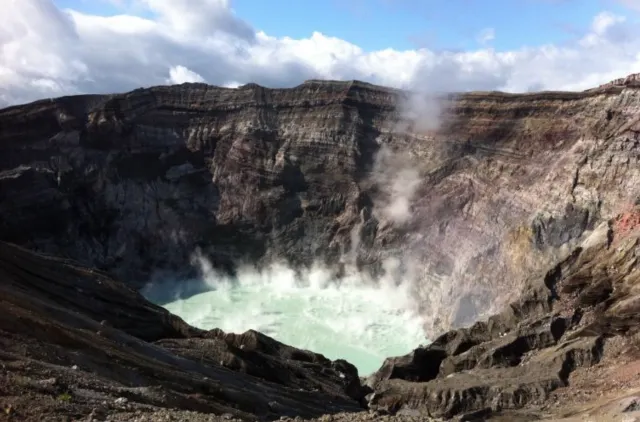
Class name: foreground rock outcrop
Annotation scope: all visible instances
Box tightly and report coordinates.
[365,216,640,420]
[3,216,640,421]
[0,241,363,421]
[2,76,640,333]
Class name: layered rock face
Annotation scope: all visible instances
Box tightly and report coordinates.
[3,206,640,421]
[365,213,640,420]
[0,241,364,421]
[3,74,640,420]
[1,78,640,335]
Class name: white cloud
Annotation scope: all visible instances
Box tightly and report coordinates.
[1,0,640,106]
[138,0,255,41]
[476,28,495,45]
[617,0,640,11]
[168,65,206,84]
[581,11,629,47]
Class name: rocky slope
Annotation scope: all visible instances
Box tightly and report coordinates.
[2,76,640,333]
[0,240,364,421]
[365,216,640,420]
[3,211,640,421]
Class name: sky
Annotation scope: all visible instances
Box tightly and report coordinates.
[2,0,640,105]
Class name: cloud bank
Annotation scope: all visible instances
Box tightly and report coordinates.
[2,0,640,106]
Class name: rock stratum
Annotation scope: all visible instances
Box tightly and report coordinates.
[2,76,640,330]
[2,75,640,420]
[0,240,364,421]
[3,76,640,332]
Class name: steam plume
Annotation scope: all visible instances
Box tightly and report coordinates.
[145,83,458,351]
[370,145,421,225]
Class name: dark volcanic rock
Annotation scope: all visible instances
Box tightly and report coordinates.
[0,81,396,287]
[158,329,365,404]
[0,241,363,421]
[365,219,640,419]
[4,230,640,421]
[2,78,640,333]
[3,76,640,421]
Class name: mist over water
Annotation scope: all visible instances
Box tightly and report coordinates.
[148,94,449,376]
[151,259,427,376]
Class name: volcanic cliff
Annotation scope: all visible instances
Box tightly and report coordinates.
[3,77,640,332]
[2,75,640,420]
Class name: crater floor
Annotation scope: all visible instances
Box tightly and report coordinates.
[157,275,426,376]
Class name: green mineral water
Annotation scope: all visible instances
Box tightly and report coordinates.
[160,265,426,376]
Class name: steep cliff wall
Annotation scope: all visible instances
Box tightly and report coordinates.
[1,78,640,334]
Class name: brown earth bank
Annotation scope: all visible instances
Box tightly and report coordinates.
[2,75,640,421]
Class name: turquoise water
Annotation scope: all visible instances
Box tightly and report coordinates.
[162,265,427,376]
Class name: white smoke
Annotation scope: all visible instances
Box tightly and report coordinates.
[145,83,458,369]
[370,145,421,225]
[356,84,483,338]
[180,248,426,376]
[396,89,446,134]
[190,248,418,308]
[368,84,451,227]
